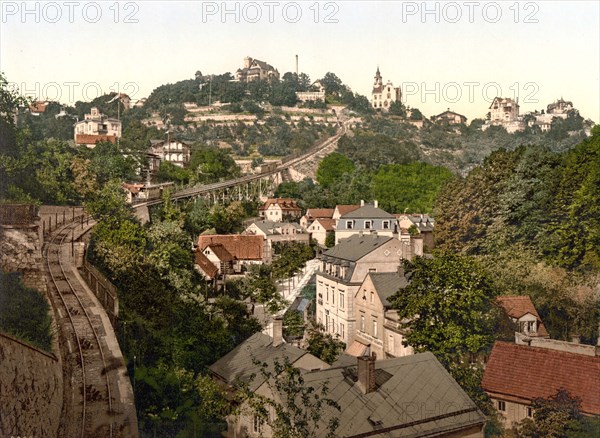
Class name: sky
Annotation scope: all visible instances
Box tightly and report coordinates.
[1,1,599,121]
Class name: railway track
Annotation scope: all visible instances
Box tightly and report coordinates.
[43,217,116,438]
[134,121,348,208]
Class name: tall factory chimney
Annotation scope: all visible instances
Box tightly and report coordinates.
[295,54,298,76]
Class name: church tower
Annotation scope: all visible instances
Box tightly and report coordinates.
[374,66,383,87]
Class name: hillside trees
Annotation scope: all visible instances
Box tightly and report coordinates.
[433,129,600,343]
[315,152,355,188]
[371,162,453,213]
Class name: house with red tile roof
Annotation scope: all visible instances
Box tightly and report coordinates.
[496,295,549,339]
[194,251,219,280]
[258,198,302,222]
[482,341,600,427]
[197,234,265,274]
[299,208,334,229]
[332,204,361,220]
[306,217,336,246]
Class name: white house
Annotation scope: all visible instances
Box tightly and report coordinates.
[74,107,121,148]
[370,67,401,112]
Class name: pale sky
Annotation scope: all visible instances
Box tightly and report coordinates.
[1,1,599,121]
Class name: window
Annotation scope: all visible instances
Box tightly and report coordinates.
[326,287,329,303]
[346,220,353,229]
[373,319,378,338]
[497,401,506,412]
[253,415,263,433]
[365,220,372,229]
[383,220,390,229]
[339,292,344,309]
[369,268,377,273]
[370,292,374,303]
[325,314,330,332]
[340,323,345,339]
[526,407,533,418]
[360,314,365,332]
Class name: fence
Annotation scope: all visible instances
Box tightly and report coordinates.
[80,259,119,326]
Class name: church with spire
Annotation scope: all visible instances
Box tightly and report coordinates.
[370,67,401,112]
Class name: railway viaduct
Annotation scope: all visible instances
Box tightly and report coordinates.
[131,116,353,222]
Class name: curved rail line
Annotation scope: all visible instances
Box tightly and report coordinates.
[134,122,348,208]
[43,218,114,438]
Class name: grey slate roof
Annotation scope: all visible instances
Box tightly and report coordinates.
[208,332,310,391]
[303,353,485,437]
[369,272,408,306]
[323,234,392,262]
[251,220,302,235]
[341,204,395,219]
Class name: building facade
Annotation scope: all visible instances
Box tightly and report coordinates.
[149,139,191,168]
[74,107,121,148]
[316,235,408,345]
[335,201,396,244]
[370,67,401,112]
[351,272,414,359]
[236,56,280,82]
[258,198,302,222]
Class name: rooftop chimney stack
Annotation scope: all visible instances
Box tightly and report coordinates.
[374,200,378,209]
[272,317,283,347]
[357,353,377,394]
[360,200,365,207]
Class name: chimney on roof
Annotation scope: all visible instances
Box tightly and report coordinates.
[272,317,283,347]
[357,352,377,394]
[374,200,378,209]
[571,334,581,344]
[360,200,365,207]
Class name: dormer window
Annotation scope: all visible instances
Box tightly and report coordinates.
[364,220,372,229]
[346,221,353,229]
[382,220,390,229]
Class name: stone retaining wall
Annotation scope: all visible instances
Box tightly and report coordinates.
[0,333,63,437]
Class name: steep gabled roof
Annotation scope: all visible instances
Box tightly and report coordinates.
[335,204,361,216]
[311,218,336,231]
[208,244,234,262]
[209,332,324,391]
[303,353,485,437]
[496,295,549,336]
[368,272,408,306]
[482,341,600,415]
[194,251,219,279]
[323,234,392,262]
[198,234,264,261]
[259,198,302,212]
[305,208,334,219]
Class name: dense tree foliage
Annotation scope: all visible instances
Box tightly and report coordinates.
[337,131,420,170]
[315,152,355,188]
[434,128,600,344]
[84,183,262,435]
[305,322,345,364]
[390,252,498,366]
[514,389,588,438]
[371,162,453,213]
